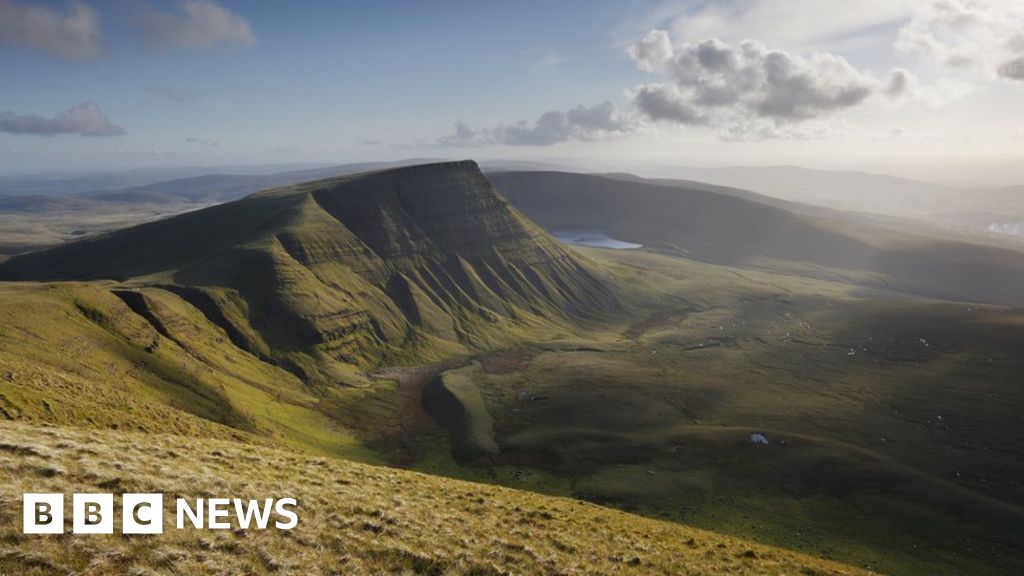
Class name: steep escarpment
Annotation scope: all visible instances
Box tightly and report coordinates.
[490,170,1024,307]
[0,161,618,382]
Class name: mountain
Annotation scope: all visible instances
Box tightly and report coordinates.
[652,165,958,214]
[489,170,1024,307]
[3,161,1024,574]
[0,161,618,383]
[0,163,345,197]
[0,163,409,259]
[0,159,561,204]
[647,164,1024,236]
[0,159,577,260]
[72,159,572,205]
[78,162,432,204]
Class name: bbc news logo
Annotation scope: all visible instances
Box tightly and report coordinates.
[23,494,298,534]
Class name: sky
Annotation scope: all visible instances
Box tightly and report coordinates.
[0,0,1022,184]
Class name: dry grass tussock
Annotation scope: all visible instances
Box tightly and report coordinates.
[0,422,874,576]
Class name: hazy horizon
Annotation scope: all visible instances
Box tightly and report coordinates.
[2,0,1024,186]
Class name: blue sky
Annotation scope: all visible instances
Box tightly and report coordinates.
[1,0,1023,183]
[0,0,648,169]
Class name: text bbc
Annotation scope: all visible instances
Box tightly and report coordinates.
[23,494,298,534]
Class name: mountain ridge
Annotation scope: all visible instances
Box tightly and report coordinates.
[489,170,1024,307]
[0,161,619,382]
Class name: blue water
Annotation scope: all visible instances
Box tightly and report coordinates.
[550,227,642,250]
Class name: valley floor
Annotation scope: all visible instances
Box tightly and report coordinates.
[397,249,1024,575]
[2,247,1023,575]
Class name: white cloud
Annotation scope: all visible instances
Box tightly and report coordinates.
[626,33,887,139]
[897,0,1024,81]
[132,0,255,49]
[885,68,976,106]
[627,30,674,73]
[0,0,103,60]
[438,101,637,146]
[438,2,1014,148]
[999,57,1024,80]
[0,101,124,136]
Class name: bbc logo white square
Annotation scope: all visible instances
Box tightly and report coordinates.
[73,493,114,534]
[23,493,165,534]
[123,493,163,534]
[23,493,63,534]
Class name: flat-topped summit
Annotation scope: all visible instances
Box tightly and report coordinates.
[0,161,618,381]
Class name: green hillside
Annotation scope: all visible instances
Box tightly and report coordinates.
[0,422,875,576]
[490,171,1024,307]
[2,162,1023,575]
[413,248,1024,575]
[0,162,618,386]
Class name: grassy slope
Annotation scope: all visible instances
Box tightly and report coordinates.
[0,422,873,576]
[410,248,1024,576]
[0,281,373,461]
[422,362,500,460]
[2,165,1024,574]
[0,162,618,387]
[3,248,1022,574]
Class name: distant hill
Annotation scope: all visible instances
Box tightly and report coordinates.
[0,161,618,383]
[0,163,340,197]
[651,164,1024,236]
[490,170,1024,307]
[0,162,456,258]
[78,162,422,204]
[0,160,579,258]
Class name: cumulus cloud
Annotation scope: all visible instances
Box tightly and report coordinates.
[897,0,1024,81]
[0,0,103,60]
[997,56,1024,80]
[627,29,674,73]
[884,67,975,106]
[626,33,886,139]
[0,101,124,136]
[884,68,912,98]
[132,0,255,49]
[632,84,705,124]
[438,101,636,146]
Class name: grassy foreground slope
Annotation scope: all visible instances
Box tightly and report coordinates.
[0,422,873,576]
